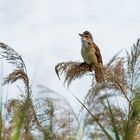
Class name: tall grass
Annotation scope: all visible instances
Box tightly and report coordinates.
[0,42,33,140]
[0,39,140,140]
[0,42,79,140]
[55,38,140,140]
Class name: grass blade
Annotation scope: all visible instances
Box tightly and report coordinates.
[107,99,120,140]
[71,91,113,140]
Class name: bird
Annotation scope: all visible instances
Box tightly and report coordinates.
[79,31,104,83]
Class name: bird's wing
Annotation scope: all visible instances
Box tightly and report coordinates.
[92,43,103,64]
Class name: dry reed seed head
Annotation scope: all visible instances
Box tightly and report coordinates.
[2,69,29,86]
[104,58,128,91]
[55,61,92,86]
[34,87,79,137]
[126,39,140,89]
[0,42,7,49]
[127,39,140,67]
[85,58,128,106]
[55,58,127,87]
[6,99,21,113]
[0,42,26,70]
[55,58,127,96]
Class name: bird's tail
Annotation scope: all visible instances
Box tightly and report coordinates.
[94,63,105,83]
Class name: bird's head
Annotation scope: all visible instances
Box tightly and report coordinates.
[79,31,93,45]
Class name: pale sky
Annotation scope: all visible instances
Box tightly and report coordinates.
[0,0,140,110]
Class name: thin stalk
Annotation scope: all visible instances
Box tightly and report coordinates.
[70,91,113,140]
[107,99,120,140]
[0,60,3,140]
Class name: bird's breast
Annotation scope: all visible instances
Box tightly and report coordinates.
[81,45,98,65]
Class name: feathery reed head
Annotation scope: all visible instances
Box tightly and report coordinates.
[0,42,25,69]
[55,61,92,86]
[0,42,29,87]
[55,57,127,90]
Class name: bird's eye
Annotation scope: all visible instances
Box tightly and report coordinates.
[84,35,88,38]
[88,42,90,45]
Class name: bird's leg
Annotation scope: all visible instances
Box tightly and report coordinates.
[80,62,93,72]
[80,62,87,66]
[89,64,93,72]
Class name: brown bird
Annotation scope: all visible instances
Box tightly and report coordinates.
[79,31,104,83]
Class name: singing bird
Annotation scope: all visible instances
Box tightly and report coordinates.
[79,31,104,83]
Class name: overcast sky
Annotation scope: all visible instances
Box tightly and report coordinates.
[0,0,140,109]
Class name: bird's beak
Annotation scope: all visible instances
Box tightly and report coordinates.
[79,33,84,37]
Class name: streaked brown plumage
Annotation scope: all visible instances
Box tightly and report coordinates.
[79,31,104,83]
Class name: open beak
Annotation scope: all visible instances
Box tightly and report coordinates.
[79,33,84,37]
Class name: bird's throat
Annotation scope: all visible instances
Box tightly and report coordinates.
[81,40,89,48]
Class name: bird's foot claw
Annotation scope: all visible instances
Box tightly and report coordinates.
[89,64,93,72]
[79,62,87,66]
